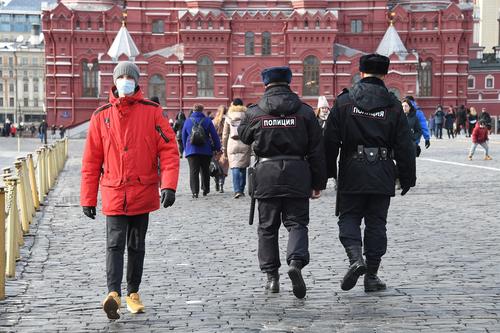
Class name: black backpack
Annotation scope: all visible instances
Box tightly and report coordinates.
[190,117,207,145]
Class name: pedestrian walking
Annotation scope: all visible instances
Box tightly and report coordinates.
[173,111,186,158]
[468,120,492,161]
[223,98,251,199]
[456,105,467,135]
[212,105,229,192]
[182,103,221,198]
[401,98,422,156]
[405,96,431,153]
[434,105,445,139]
[50,124,57,140]
[315,95,330,131]
[444,106,456,139]
[38,119,48,144]
[479,107,492,133]
[324,54,416,293]
[428,114,435,138]
[59,125,66,139]
[467,107,478,137]
[238,66,327,299]
[80,61,180,320]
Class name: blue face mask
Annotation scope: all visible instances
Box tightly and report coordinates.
[116,78,136,96]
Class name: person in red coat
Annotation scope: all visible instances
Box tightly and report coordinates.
[468,120,492,161]
[80,61,179,319]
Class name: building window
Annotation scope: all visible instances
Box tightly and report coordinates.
[76,19,80,30]
[23,78,28,92]
[467,75,475,89]
[32,57,38,65]
[352,73,361,85]
[152,19,164,33]
[21,57,28,65]
[485,75,494,89]
[34,98,38,107]
[245,32,254,55]
[262,31,271,56]
[418,60,432,97]
[351,20,363,33]
[315,20,320,29]
[304,20,309,29]
[0,97,3,107]
[9,97,14,107]
[33,78,39,92]
[388,87,401,99]
[208,19,213,29]
[197,19,202,29]
[303,55,320,96]
[23,98,28,107]
[9,83,14,92]
[87,18,91,30]
[82,60,99,97]
[0,82,2,92]
[148,74,166,105]
[197,56,213,97]
[8,57,13,66]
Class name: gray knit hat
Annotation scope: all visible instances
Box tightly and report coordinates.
[113,61,140,84]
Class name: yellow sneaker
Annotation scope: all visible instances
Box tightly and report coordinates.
[126,293,145,314]
[468,155,472,161]
[102,291,121,320]
[484,155,492,160]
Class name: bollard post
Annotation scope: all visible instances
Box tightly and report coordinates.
[27,154,40,210]
[17,158,35,219]
[36,149,45,203]
[4,177,19,278]
[14,161,29,234]
[0,187,5,299]
[64,137,68,159]
[40,147,48,196]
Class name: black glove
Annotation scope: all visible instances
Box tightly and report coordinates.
[416,145,421,157]
[82,206,96,219]
[425,139,430,149]
[401,187,410,196]
[161,189,176,208]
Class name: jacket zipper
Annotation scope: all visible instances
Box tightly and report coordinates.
[123,191,127,213]
[156,126,170,143]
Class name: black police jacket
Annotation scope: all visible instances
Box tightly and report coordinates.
[238,84,327,199]
[324,77,416,195]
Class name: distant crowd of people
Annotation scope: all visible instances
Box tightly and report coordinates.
[1,118,66,143]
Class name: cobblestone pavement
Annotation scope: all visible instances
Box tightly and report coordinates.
[1,135,499,332]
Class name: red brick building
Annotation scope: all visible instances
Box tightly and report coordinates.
[42,0,474,126]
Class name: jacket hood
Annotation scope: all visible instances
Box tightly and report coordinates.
[227,105,246,122]
[228,105,247,113]
[349,77,395,112]
[257,84,302,116]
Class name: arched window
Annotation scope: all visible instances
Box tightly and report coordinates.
[262,31,271,56]
[315,20,320,29]
[82,59,99,97]
[303,55,320,96]
[197,56,213,97]
[245,32,254,55]
[352,73,361,85]
[75,19,80,30]
[418,60,432,97]
[148,74,166,105]
[467,75,475,89]
[388,87,401,99]
[485,74,494,89]
[304,19,309,29]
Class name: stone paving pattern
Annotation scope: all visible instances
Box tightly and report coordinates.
[0,136,499,332]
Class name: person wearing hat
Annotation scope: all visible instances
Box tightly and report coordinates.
[238,66,327,299]
[80,61,180,319]
[315,95,330,131]
[324,54,416,293]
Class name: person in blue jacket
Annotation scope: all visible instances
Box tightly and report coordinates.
[406,96,430,157]
[182,104,222,198]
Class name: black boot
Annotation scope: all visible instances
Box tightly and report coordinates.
[219,180,224,193]
[340,246,367,291]
[287,260,306,299]
[364,261,386,292]
[215,182,220,192]
[265,271,279,293]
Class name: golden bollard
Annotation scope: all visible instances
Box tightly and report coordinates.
[36,149,44,202]
[0,187,5,299]
[17,158,35,219]
[14,161,30,234]
[27,154,40,210]
[4,177,20,278]
[40,147,48,196]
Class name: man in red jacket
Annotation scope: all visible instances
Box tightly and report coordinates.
[80,61,179,319]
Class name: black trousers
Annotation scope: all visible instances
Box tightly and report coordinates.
[338,194,390,265]
[106,214,149,296]
[257,197,310,272]
[187,154,211,195]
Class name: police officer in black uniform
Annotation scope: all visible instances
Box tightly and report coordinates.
[324,54,416,292]
[238,67,327,299]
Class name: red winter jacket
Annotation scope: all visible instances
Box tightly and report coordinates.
[471,125,489,144]
[80,87,179,216]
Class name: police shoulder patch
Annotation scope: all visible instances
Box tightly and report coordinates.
[139,99,160,107]
[94,103,112,116]
[261,117,297,128]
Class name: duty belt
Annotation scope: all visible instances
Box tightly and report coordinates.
[258,155,305,163]
[352,145,391,162]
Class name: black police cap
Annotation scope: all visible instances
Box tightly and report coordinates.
[359,54,390,75]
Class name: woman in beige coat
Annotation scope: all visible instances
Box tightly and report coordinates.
[222,98,251,198]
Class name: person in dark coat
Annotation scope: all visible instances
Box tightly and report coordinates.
[324,54,416,293]
[479,108,492,132]
[456,105,467,136]
[238,66,327,299]
[444,106,456,139]
[173,111,186,157]
[467,107,478,137]
[38,119,48,144]
[434,105,445,139]
[401,98,422,156]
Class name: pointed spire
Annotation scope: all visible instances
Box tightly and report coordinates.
[107,24,140,59]
[376,23,408,59]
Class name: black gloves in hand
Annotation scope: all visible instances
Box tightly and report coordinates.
[425,139,430,149]
[401,187,410,196]
[416,145,421,157]
[161,189,176,208]
[82,206,96,219]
